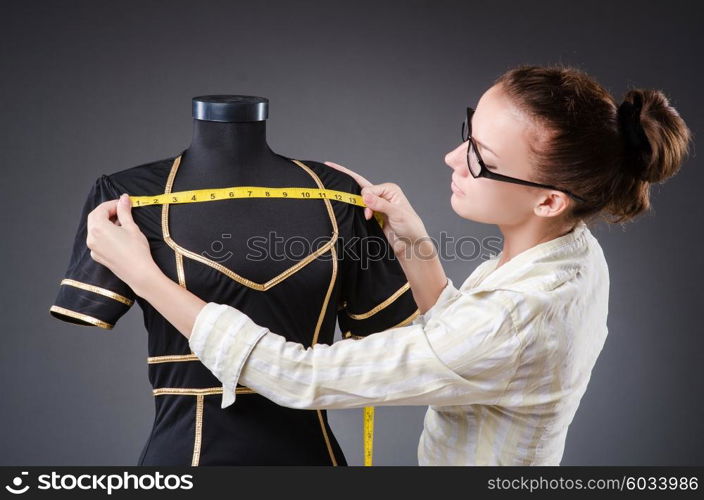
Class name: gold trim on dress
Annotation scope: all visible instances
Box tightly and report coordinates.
[59,278,134,306]
[49,305,113,329]
[147,354,200,364]
[311,245,338,345]
[152,386,256,396]
[342,307,420,339]
[192,395,204,466]
[175,252,186,288]
[161,155,339,291]
[310,244,339,466]
[345,282,411,320]
[392,308,420,328]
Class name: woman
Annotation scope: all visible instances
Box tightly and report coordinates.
[85,65,691,465]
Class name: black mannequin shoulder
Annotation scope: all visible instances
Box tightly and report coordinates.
[102,155,177,196]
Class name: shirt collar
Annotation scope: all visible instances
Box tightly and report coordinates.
[462,220,592,293]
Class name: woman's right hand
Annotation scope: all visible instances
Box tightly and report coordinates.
[324,161,429,257]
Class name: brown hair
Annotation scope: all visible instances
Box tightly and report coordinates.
[494,64,693,224]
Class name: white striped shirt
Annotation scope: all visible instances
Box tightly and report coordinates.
[188,220,610,465]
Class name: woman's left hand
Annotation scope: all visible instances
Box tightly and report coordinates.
[86,193,158,292]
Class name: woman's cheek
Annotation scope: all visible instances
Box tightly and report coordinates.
[455,181,525,224]
[493,187,536,225]
[450,183,495,223]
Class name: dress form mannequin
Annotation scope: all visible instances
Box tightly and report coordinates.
[49,95,419,465]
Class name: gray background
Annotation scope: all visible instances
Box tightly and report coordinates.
[1,0,701,465]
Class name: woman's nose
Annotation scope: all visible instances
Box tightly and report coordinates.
[445,142,468,174]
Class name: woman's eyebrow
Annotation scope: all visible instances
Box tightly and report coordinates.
[470,113,500,158]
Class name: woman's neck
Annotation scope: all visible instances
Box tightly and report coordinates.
[495,217,577,268]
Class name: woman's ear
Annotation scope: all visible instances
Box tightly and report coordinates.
[533,191,570,219]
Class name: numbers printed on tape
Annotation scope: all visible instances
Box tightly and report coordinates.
[129,186,367,207]
[364,406,374,466]
[128,185,385,228]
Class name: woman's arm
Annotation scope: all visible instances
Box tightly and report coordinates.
[133,265,207,338]
[187,283,520,409]
[396,237,449,317]
[323,162,448,314]
[109,222,514,411]
[86,194,521,412]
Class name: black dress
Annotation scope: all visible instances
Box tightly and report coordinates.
[49,152,419,465]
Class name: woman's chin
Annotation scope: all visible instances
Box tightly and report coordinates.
[450,194,475,220]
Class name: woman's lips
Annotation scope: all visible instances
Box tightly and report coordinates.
[451,179,465,195]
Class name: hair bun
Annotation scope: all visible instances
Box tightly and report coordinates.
[617,93,652,181]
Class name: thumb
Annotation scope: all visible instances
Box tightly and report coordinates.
[361,187,394,215]
[117,193,137,228]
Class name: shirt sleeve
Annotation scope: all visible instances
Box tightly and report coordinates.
[336,206,419,339]
[408,277,462,328]
[189,284,523,409]
[48,175,137,330]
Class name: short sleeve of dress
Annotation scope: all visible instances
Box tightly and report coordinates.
[336,203,419,339]
[48,175,136,330]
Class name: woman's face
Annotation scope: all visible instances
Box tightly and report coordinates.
[445,84,562,226]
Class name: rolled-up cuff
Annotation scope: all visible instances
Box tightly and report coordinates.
[189,302,269,408]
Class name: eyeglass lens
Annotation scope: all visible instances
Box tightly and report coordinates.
[467,141,482,177]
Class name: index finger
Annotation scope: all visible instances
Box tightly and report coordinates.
[324,161,373,188]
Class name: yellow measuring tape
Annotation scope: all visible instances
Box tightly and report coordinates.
[129,185,368,207]
[130,184,379,466]
[129,185,385,231]
[363,406,374,466]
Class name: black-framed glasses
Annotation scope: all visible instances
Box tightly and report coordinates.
[461,107,587,203]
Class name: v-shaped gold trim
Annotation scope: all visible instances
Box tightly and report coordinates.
[161,155,339,291]
[160,153,341,465]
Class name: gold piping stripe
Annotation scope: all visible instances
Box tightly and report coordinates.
[312,245,338,345]
[345,282,411,320]
[310,244,339,466]
[152,387,256,396]
[147,354,200,364]
[392,308,421,328]
[49,305,113,330]
[342,307,421,339]
[161,155,339,291]
[192,395,204,466]
[60,279,134,306]
[175,252,186,288]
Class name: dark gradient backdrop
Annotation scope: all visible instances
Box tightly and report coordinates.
[1,0,701,465]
